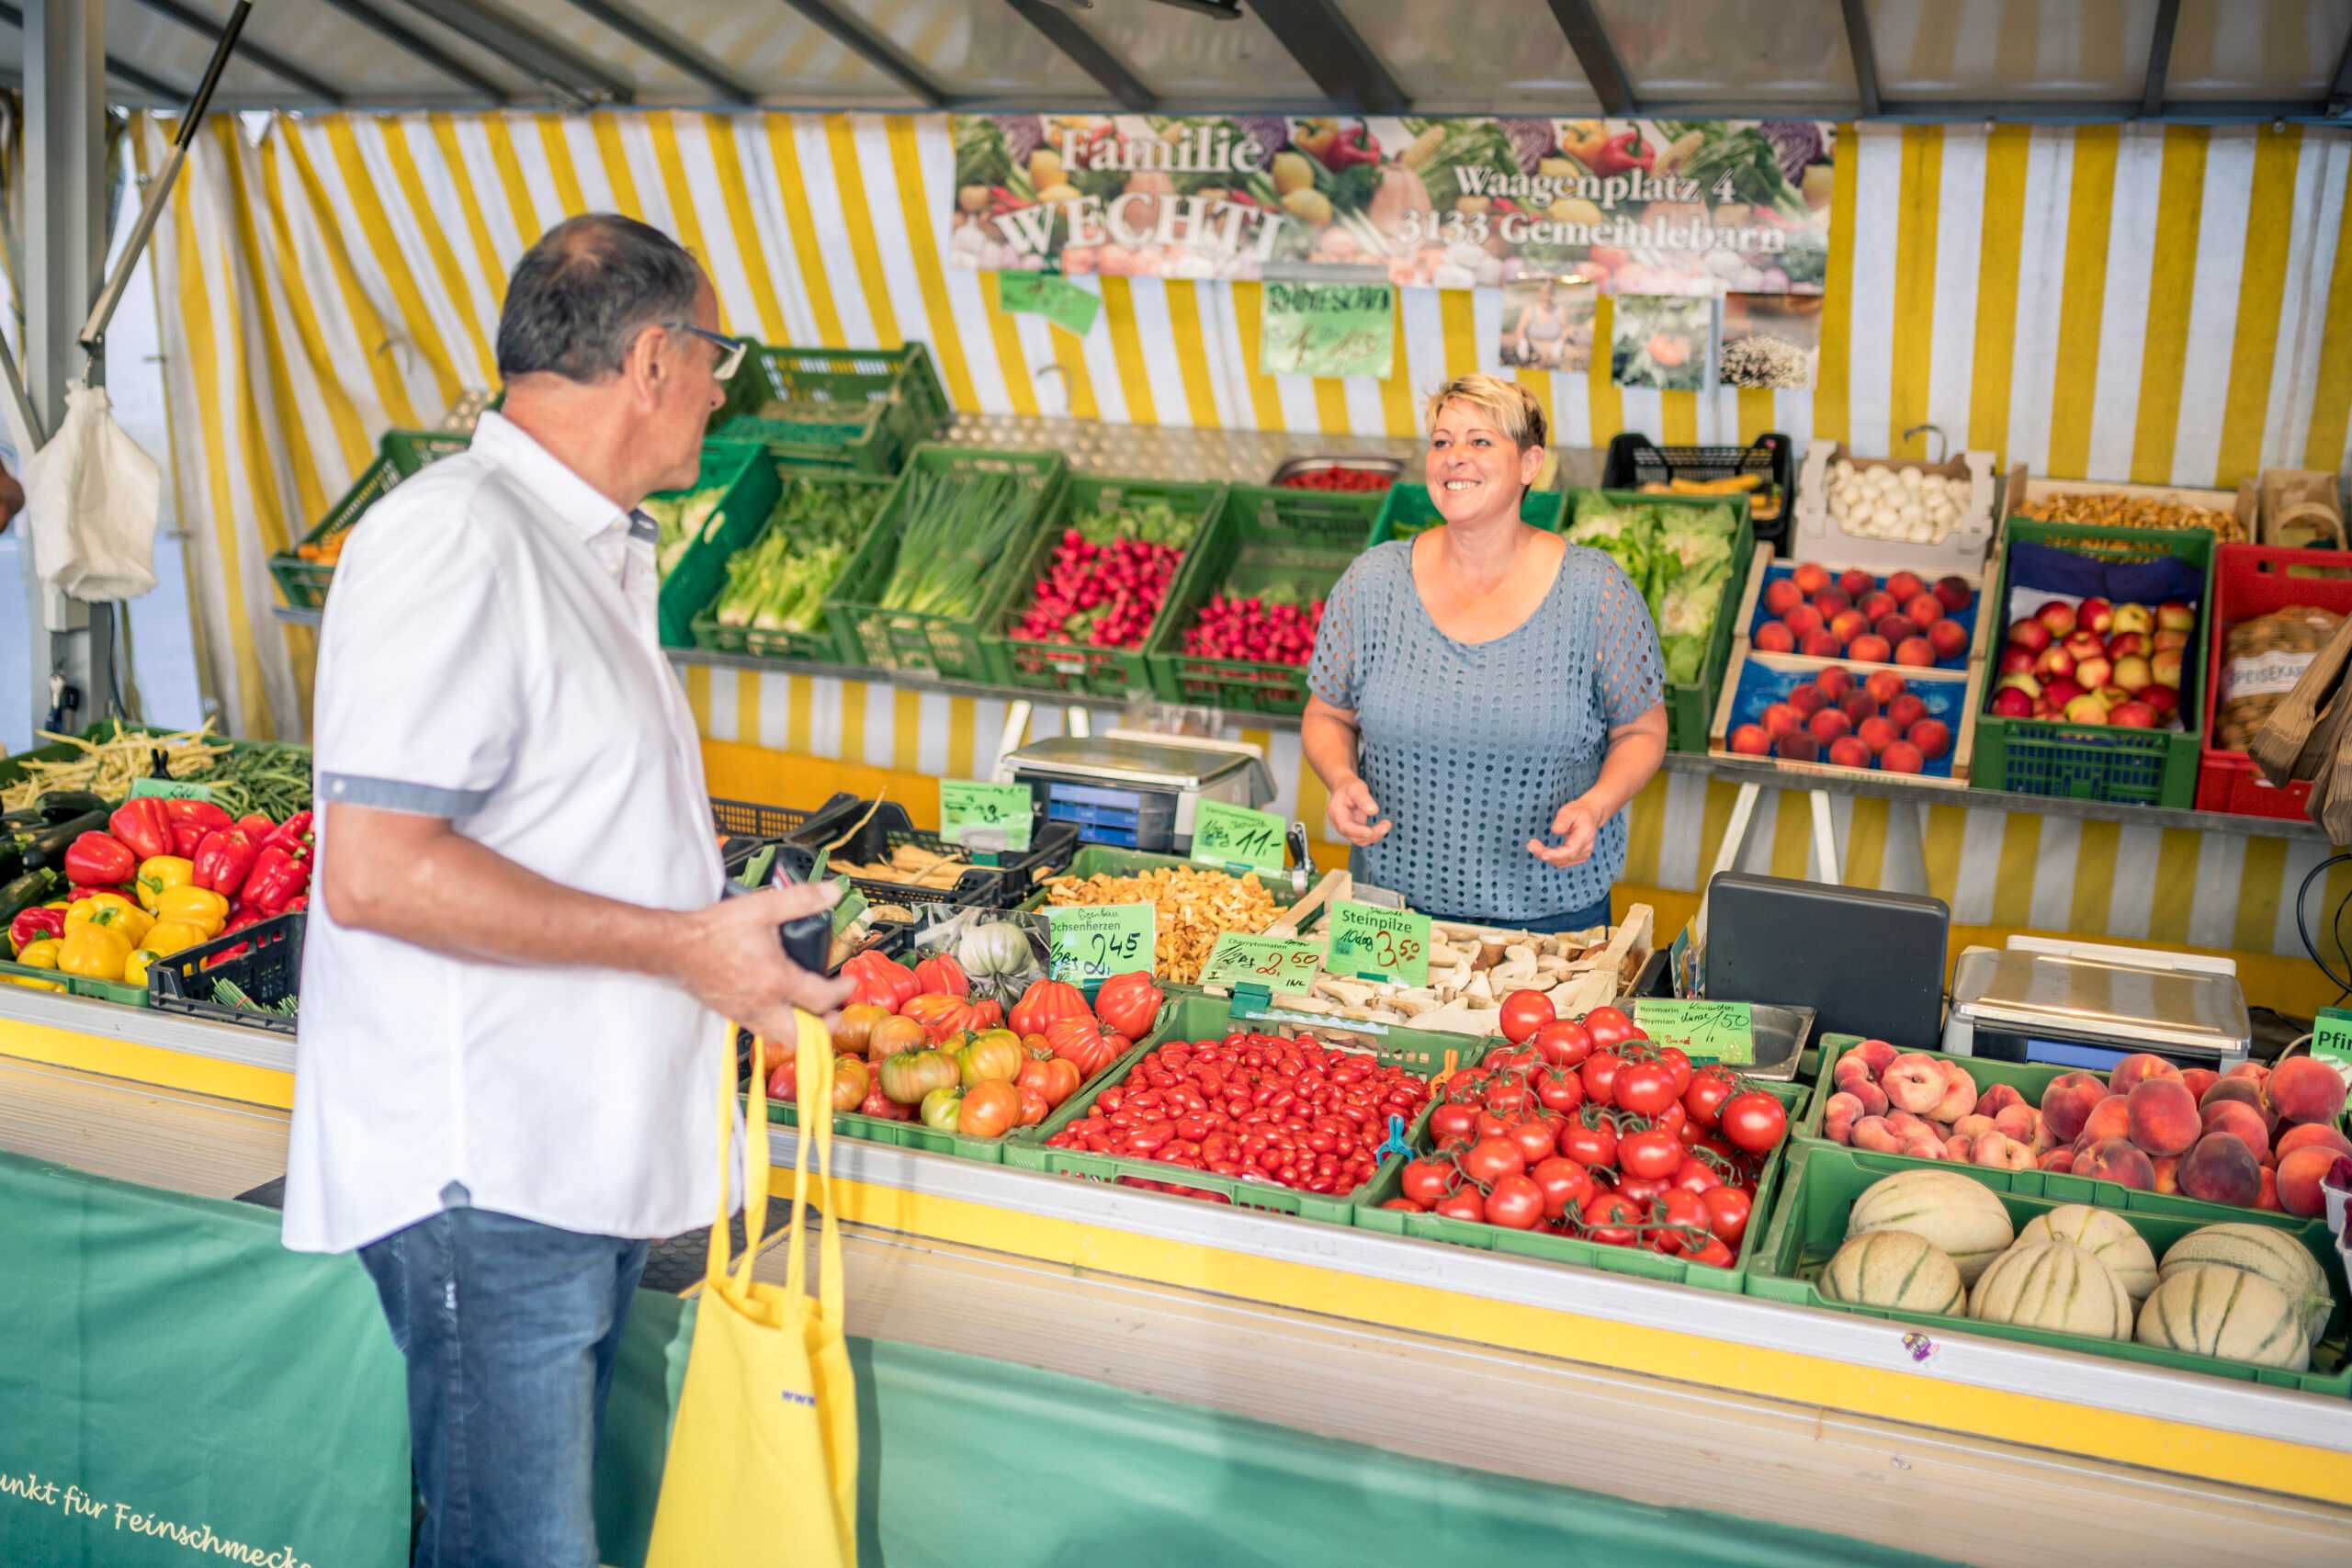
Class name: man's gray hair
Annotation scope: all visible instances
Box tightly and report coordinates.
[495,213,702,383]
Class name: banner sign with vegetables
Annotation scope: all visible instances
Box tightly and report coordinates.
[950,114,1834,293]
[1258,282,1394,378]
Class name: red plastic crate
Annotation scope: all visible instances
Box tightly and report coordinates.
[2198,541,2352,820]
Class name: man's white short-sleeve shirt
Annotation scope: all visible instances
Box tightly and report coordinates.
[283,412,726,1253]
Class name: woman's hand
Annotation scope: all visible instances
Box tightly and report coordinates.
[1326,775,1393,847]
[1528,796,1600,867]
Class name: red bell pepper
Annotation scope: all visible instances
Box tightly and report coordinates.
[1325,125,1381,171]
[9,906,66,956]
[193,829,261,897]
[1588,129,1653,176]
[235,812,276,841]
[62,831,138,887]
[208,908,266,965]
[243,844,312,914]
[279,894,307,915]
[107,798,175,863]
[169,820,210,858]
[161,798,233,834]
[261,809,314,858]
[70,882,134,902]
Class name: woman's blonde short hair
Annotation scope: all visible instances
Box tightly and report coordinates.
[1423,374,1547,452]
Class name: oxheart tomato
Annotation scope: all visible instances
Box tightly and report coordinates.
[1498,988,1556,1044]
[1702,1186,1754,1247]
[956,1079,1021,1138]
[1560,1113,1616,1168]
[1463,1135,1526,1187]
[1529,1156,1595,1220]
[1612,1059,1679,1117]
[859,1082,913,1122]
[1531,1019,1595,1069]
[1683,1066,1737,1129]
[1505,1119,1555,1168]
[1719,1091,1788,1156]
[1618,1126,1683,1180]
[1483,1173,1545,1229]
[1014,1085,1050,1126]
[1582,1006,1640,1050]
[831,1055,871,1112]
[1094,971,1164,1040]
[1580,1049,1624,1107]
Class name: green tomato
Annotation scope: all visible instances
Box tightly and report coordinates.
[920,1085,965,1133]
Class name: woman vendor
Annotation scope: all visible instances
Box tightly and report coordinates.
[1303,374,1668,934]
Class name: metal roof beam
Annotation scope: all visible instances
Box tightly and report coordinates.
[314,0,511,104]
[0,1,188,100]
[1241,0,1406,114]
[2330,14,2352,117]
[1841,0,1881,118]
[1004,0,1153,111]
[775,0,945,108]
[1544,0,1634,116]
[2143,0,2178,116]
[390,0,632,106]
[130,0,343,103]
[551,0,755,104]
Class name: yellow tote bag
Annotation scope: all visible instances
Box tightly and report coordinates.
[646,1013,858,1566]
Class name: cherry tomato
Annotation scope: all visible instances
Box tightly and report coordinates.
[1506,1119,1556,1168]
[1702,1185,1754,1247]
[1719,1091,1788,1156]
[1560,1113,1616,1168]
[1618,1126,1683,1180]
[1580,1049,1623,1107]
[1462,1135,1526,1187]
[1613,1059,1679,1117]
[1498,988,1556,1045]
[1529,1156,1595,1221]
[1482,1173,1545,1230]
[1434,1190,1487,1224]
[1684,1067,1736,1129]
[1531,1019,1594,1069]
[1583,1006,1639,1050]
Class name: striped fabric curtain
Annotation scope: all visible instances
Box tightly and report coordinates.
[141,113,2351,741]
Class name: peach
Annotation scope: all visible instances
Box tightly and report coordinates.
[2276,1145,2340,1218]
[2199,1100,2273,1162]
[1945,1134,1975,1163]
[2151,1155,2179,1195]
[2273,1122,2352,1164]
[2256,1166,2280,1211]
[1832,1055,1871,1091]
[1788,683,1828,716]
[2178,1066,2219,1103]
[2076,1096,2132,1147]
[1972,1133,2033,1170]
[2223,1059,2269,1084]
[2125,1077,2200,1156]
[1973,1083,2027,1120]
[1792,561,1832,596]
[1850,1115,1901,1155]
[1899,1131,1949,1162]
[1802,628,1843,658]
[1885,1109,1933,1139]
[1849,1078,1889,1117]
[2076,1136,2156,1190]
[1951,1113,1998,1142]
[2199,1075,2276,1129]
[2264,1056,2349,1126]
[2030,1118,2060,1155]
[2108,1052,2181,1096]
[2038,1146,2075,1173]
[1850,1039,1899,1075]
[1824,1090,1864,1144]
[1815,667,1857,702]
[1763,578,1804,617]
[1783,603,1825,638]
[2041,1072,2110,1143]
[1883,1054,1949,1115]
[2177,1132,2262,1209]
[1931,1061,1977,1124]
[1993,1103,2039,1145]
[1756,622,1797,654]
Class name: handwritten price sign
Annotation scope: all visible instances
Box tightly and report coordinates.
[940,780,1033,852]
[1633,999,1756,1065]
[1198,932,1325,991]
[1190,800,1285,874]
[129,777,214,803]
[1046,903,1156,982]
[1325,899,1431,987]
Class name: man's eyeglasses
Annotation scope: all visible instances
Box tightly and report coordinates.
[664,321,747,381]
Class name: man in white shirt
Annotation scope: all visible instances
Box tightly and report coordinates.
[286,212,849,1565]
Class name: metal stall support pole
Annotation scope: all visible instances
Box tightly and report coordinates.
[24,0,109,732]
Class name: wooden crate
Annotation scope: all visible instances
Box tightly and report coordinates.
[1793,441,1997,578]
[2005,465,2250,543]
[1710,646,1980,790]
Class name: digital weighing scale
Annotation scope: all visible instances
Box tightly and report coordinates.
[994,733,1309,892]
[1941,936,2252,1075]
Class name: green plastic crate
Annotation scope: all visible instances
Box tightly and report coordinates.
[1368,483,1566,544]
[1142,484,1383,716]
[1971,518,2216,807]
[709,343,948,476]
[651,441,786,649]
[1747,1143,2351,1394]
[0,956,148,1007]
[822,445,1067,681]
[267,429,472,609]
[1000,993,1492,1225]
[1351,1075,1810,1293]
[688,467,897,665]
[984,474,1228,700]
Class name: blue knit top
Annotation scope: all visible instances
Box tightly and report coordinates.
[1306,537,1666,922]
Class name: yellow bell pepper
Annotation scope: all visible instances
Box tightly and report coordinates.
[15,938,62,971]
[151,886,231,936]
[58,924,132,982]
[123,949,158,988]
[67,895,153,947]
[136,855,198,912]
[141,919,215,958]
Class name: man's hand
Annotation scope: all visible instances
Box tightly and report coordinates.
[1528,797,1601,868]
[0,460,22,535]
[672,881,854,1043]
[1325,775,1393,847]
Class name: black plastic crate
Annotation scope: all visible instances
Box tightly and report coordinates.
[1600,432,1795,544]
[772,797,1080,907]
[149,913,303,1036]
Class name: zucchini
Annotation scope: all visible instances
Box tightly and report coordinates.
[0,838,20,885]
[0,866,62,922]
[19,810,107,871]
[38,789,110,822]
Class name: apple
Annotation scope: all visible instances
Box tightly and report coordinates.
[1756,621,1796,653]
[1888,693,1928,729]
[1775,730,1820,762]
[2143,685,2180,716]
[2037,600,2078,638]
[1762,701,1805,739]
[1730,723,1772,754]
[1865,670,1906,705]
[1828,736,1872,769]
[2152,628,2190,653]
[1881,740,1927,774]
[1908,718,1951,760]
[2073,654,2113,691]
[1990,686,2034,717]
[2062,630,2105,663]
[2110,603,2154,636]
[1886,570,1927,604]
[1998,646,2036,675]
[1828,609,1869,646]
[2041,677,2086,709]
[1838,568,1877,601]
[1859,591,1899,623]
[1802,629,1843,658]
[1928,619,1969,660]
[1792,562,1832,596]
[1996,671,2043,700]
[1816,667,1856,700]
[2007,618,2052,652]
[2077,597,2113,635]
[1895,637,1937,667]
[2108,701,2159,728]
[2104,631,2147,659]
[2152,648,2184,689]
[1788,683,1827,716]
[1815,586,1852,616]
[1933,576,1972,612]
[2156,602,2196,633]
[2033,645,2075,680]
[1849,634,1893,663]
[2064,694,2110,725]
[1763,579,1805,617]
[2111,655,2154,693]
[2096,684,2131,709]
[1783,604,1824,638]
[1905,592,1944,629]
[1857,716,1901,755]
[1841,690,1879,726]
[1810,708,1853,745]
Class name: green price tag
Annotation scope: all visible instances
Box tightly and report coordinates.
[1000,271,1101,336]
[1046,902,1155,982]
[128,777,214,803]
[1198,932,1325,991]
[2310,1008,2352,1067]
[1634,999,1756,1065]
[940,780,1033,852]
[1190,800,1285,874]
[1324,899,1431,987]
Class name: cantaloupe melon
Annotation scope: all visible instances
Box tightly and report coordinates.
[2157,1224,2334,1343]
[1847,1168,2016,1284]
[1969,1242,2133,1339]
[2016,1204,2160,1302]
[1821,1229,1965,1314]
[2135,1264,2311,1371]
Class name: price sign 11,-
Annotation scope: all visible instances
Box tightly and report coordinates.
[1197,932,1325,991]
[1045,903,1156,983]
[1323,899,1431,987]
[1189,799,1285,874]
[939,779,1033,852]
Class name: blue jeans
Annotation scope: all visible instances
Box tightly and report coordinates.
[359,1201,650,1568]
